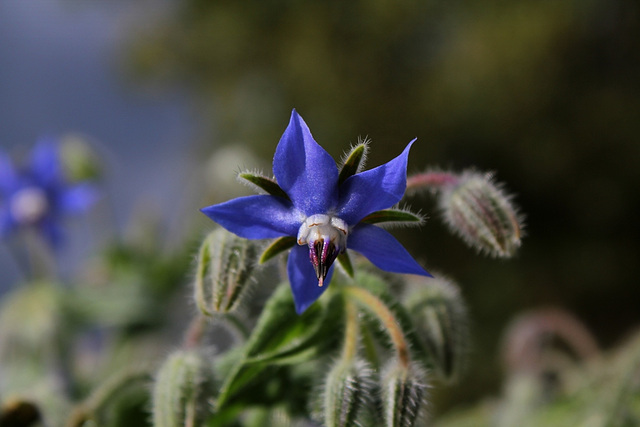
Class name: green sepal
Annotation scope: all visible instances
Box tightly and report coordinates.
[259,236,296,264]
[215,284,344,410]
[239,172,290,200]
[337,252,354,278]
[360,209,423,225]
[339,143,368,184]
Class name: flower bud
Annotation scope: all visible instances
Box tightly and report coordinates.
[404,275,469,383]
[0,283,61,367]
[320,358,375,427]
[151,349,215,427]
[59,134,102,182]
[194,228,260,315]
[439,171,522,258]
[381,361,429,427]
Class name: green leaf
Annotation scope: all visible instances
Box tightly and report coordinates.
[360,209,423,225]
[244,286,342,364]
[239,172,290,200]
[259,236,296,264]
[338,142,368,184]
[337,252,354,278]
[215,285,343,410]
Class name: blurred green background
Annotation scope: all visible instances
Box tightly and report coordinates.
[2,0,639,419]
[124,0,640,414]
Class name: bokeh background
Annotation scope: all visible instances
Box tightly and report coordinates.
[2,0,639,418]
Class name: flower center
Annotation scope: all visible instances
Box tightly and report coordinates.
[297,214,348,287]
[10,186,49,224]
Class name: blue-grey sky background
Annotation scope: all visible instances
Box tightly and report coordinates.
[0,1,196,288]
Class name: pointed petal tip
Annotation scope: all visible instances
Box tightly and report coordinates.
[294,300,311,315]
[290,108,302,122]
[348,224,429,277]
[288,245,332,315]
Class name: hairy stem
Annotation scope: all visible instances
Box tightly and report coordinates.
[344,286,410,368]
[183,315,208,349]
[341,299,359,361]
[406,171,459,193]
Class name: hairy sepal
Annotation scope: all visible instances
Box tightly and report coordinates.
[238,171,290,200]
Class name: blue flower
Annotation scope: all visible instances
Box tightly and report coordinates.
[201,110,430,314]
[0,138,99,247]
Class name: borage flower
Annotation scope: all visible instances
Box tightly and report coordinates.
[0,139,98,247]
[201,110,430,314]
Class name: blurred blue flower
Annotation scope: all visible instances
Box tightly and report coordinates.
[0,138,99,247]
[202,110,429,314]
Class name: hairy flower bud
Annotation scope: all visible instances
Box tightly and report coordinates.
[0,283,61,365]
[151,349,215,427]
[439,171,522,258]
[404,275,469,382]
[59,135,102,182]
[381,361,429,427]
[321,358,375,427]
[194,228,260,315]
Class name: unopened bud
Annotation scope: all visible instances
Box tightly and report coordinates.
[404,275,469,382]
[439,171,522,258]
[60,135,102,182]
[321,358,375,427]
[381,361,429,427]
[151,349,215,427]
[194,228,259,315]
[0,283,61,364]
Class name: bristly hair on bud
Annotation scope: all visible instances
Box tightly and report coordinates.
[403,274,469,383]
[438,170,523,258]
[381,360,430,427]
[237,169,290,200]
[151,349,215,427]
[318,358,376,427]
[194,228,260,315]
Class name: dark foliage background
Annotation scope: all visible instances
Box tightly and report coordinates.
[123,0,640,413]
[1,0,638,419]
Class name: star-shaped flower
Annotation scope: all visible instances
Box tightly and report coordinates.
[0,139,99,247]
[201,110,430,313]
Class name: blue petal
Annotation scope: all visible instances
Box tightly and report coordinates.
[40,217,64,248]
[348,223,430,276]
[337,140,415,225]
[287,244,333,314]
[201,195,302,239]
[30,139,63,186]
[273,110,339,215]
[60,183,99,213]
[0,207,16,236]
[0,150,18,193]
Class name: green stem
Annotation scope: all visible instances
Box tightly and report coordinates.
[343,286,411,368]
[341,299,359,361]
[67,367,152,427]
